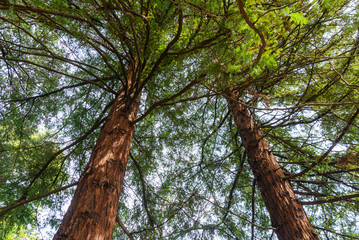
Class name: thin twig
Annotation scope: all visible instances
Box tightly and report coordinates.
[201,196,276,230]
[285,108,359,180]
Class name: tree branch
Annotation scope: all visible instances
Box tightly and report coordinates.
[132,75,201,124]
[237,0,267,67]
[0,182,78,218]
[116,215,134,240]
[129,152,156,227]
[285,108,359,180]
[314,225,359,239]
[20,99,114,199]
[135,8,183,98]
[201,195,276,230]
[300,193,359,205]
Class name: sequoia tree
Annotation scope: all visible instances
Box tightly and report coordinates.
[0,0,229,238]
[1,0,359,240]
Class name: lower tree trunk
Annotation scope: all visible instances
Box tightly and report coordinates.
[53,88,140,240]
[226,90,320,240]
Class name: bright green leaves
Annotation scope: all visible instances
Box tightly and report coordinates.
[0,210,39,240]
[209,1,307,83]
[290,12,309,25]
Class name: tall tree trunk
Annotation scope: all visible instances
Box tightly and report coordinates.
[54,80,140,239]
[226,90,320,240]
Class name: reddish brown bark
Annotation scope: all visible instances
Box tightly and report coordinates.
[226,90,320,240]
[53,86,140,239]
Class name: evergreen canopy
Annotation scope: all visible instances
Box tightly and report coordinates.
[0,0,359,239]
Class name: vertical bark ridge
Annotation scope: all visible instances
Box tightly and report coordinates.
[53,84,140,240]
[226,90,320,240]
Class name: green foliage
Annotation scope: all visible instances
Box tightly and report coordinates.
[290,12,308,25]
[0,0,359,239]
[0,121,69,238]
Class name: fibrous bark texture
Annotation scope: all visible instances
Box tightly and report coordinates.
[53,87,140,240]
[226,90,320,240]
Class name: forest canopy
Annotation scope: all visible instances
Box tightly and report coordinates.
[0,0,359,239]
